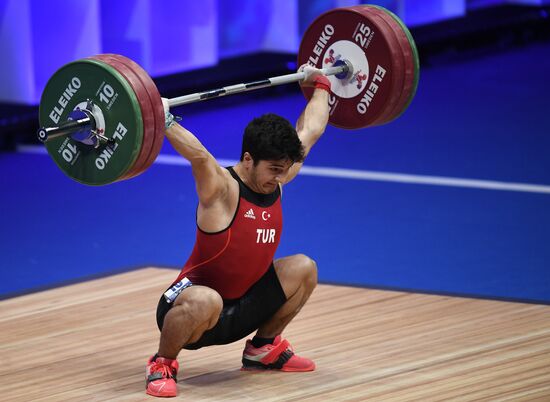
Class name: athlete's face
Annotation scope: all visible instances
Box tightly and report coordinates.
[250,159,293,194]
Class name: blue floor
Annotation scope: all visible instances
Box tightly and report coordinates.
[1,41,550,303]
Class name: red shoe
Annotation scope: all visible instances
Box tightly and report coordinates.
[145,355,179,397]
[241,335,315,372]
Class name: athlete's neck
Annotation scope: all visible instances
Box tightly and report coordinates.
[232,163,258,192]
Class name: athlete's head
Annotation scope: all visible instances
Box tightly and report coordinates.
[240,113,305,193]
[241,113,304,164]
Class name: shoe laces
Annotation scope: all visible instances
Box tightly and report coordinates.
[150,361,175,379]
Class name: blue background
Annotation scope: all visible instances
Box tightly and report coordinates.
[0,0,549,304]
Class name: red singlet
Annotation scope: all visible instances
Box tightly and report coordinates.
[172,167,282,300]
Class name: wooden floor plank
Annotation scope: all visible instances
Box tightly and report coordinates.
[1,267,549,401]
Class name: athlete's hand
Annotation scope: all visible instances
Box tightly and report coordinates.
[298,64,323,88]
[163,98,180,130]
[298,64,331,93]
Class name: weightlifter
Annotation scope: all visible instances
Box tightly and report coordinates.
[146,65,331,398]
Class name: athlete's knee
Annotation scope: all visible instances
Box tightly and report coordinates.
[294,254,318,288]
[174,285,223,324]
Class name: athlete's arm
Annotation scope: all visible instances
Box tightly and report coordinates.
[283,67,330,184]
[165,121,230,206]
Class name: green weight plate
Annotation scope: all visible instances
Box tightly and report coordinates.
[39,59,143,185]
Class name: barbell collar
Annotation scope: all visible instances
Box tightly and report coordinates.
[37,116,93,143]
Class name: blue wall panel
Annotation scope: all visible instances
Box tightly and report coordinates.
[403,0,465,26]
[219,0,298,57]
[0,0,36,103]
[100,0,146,69]
[31,0,101,104]
[0,0,546,104]
[101,0,218,77]
[469,0,550,9]
[149,1,217,75]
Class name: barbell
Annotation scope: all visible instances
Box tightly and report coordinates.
[37,5,419,186]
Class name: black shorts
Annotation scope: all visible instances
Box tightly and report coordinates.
[156,264,287,350]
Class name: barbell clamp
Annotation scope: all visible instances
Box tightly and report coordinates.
[37,116,94,143]
[95,132,115,148]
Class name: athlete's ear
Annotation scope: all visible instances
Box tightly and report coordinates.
[242,152,254,168]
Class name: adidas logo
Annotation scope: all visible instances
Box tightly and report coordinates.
[244,209,256,219]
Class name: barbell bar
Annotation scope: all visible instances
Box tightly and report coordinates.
[37,63,351,144]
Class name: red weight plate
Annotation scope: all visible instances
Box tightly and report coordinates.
[298,7,404,129]
[364,6,416,124]
[94,54,164,179]
[350,5,407,126]
[107,54,165,178]
[90,55,155,181]
[374,6,420,119]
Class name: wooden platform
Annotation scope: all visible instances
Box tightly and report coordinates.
[1,268,549,401]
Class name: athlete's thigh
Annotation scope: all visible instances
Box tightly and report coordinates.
[184,264,286,349]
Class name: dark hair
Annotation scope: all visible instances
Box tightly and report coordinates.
[240,113,305,165]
